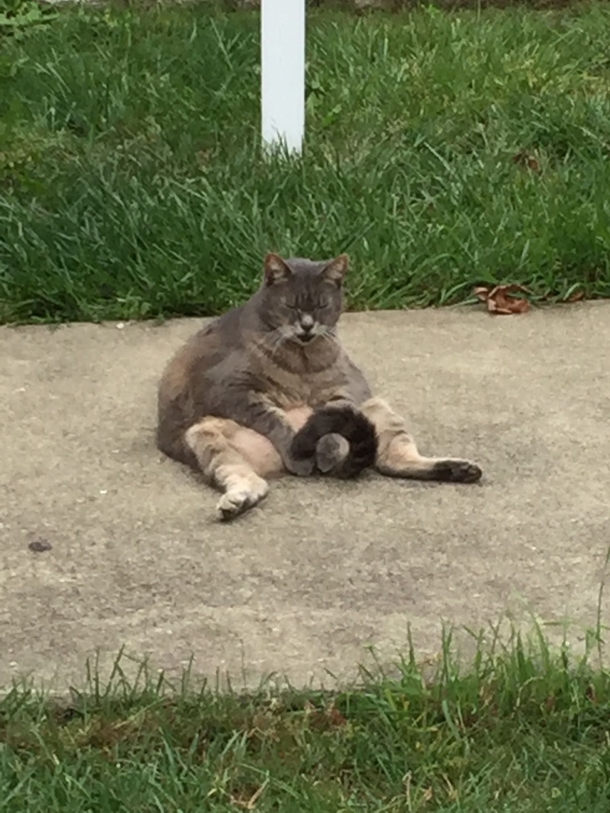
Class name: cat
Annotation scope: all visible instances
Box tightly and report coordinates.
[156,253,482,520]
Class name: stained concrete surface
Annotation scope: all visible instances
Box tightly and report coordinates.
[1,304,609,691]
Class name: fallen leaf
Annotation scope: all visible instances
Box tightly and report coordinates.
[28,539,52,553]
[512,150,542,174]
[566,290,585,303]
[326,705,347,727]
[474,284,531,315]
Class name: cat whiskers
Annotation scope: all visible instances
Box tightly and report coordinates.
[319,327,340,349]
[267,328,289,359]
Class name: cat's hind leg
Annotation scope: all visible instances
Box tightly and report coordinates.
[185,418,270,521]
[360,397,482,483]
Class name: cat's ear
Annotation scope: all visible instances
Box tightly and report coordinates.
[264,254,293,286]
[322,254,349,286]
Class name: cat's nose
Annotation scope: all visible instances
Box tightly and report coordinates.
[300,315,314,332]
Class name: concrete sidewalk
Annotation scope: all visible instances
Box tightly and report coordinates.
[1,304,609,691]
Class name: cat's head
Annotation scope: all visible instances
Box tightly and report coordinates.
[256,253,348,345]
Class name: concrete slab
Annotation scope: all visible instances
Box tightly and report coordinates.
[1,304,609,691]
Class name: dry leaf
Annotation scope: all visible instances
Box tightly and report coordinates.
[512,150,542,174]
[28,538,52,553]
[566,290,585,303]
[474,284,531,315]
[326,705,347,727]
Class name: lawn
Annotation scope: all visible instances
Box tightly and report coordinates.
[1,1,610,323]
[2,630,610,811]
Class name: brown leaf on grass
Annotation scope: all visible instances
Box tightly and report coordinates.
[474,284,531,315]
[566,289,585,303]
[303,701,347,730]
[305,703,348,729]
[512,150,542,174]
[326,705,347,728]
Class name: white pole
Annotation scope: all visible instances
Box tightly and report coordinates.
[261,0,305,155]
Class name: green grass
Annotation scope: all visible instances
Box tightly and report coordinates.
[3,629,610,811]
[2,2,610,322]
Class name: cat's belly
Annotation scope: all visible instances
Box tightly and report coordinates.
[231,406,313,478]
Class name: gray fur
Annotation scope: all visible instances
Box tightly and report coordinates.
[157,254,372,475]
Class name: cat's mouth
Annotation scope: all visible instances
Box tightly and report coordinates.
[295,332,316,345]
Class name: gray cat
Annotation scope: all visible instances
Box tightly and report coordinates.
[157,253,482,520]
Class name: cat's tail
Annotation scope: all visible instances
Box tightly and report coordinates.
[290,405,377,479]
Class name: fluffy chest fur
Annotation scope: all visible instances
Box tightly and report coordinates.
[245,332,350,410]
